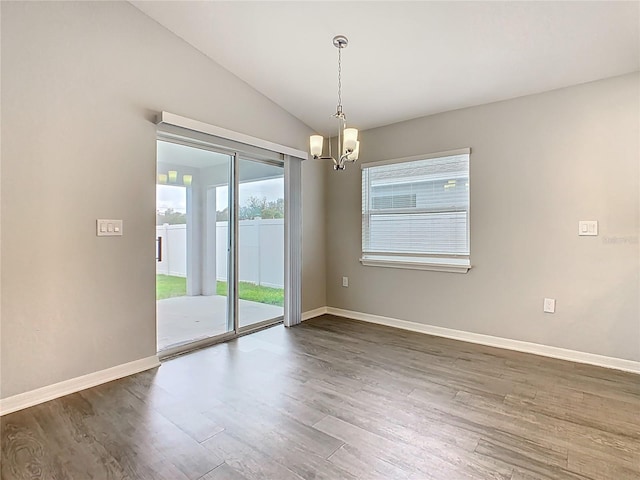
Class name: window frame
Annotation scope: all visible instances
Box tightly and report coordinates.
[360,148,471,273]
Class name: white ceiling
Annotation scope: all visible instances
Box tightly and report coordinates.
[132,1,639,136]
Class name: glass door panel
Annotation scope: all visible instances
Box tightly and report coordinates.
[156,140,232,352]
[237,158,285,329]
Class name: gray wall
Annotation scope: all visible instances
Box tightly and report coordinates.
[1,1,326,398]
[326,73,639,362]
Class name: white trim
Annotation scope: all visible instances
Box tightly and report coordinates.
[361,147,471,169]
[360,257,471,273]
[302,306,328,321]
[158,112,308,160]
[0,356,161,416]
[325,307,640,374]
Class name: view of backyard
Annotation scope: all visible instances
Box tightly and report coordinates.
[156,274,284,306]
[156,145,286,351]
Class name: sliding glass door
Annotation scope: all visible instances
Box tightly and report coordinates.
[156,139,284,353]
[237,158,285,330]
[156,141,234,351]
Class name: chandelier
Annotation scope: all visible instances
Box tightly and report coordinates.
[309,35,360,170]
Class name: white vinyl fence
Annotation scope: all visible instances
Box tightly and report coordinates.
[156,224,187,277]
[156,219,284,289]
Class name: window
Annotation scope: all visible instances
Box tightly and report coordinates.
[361,148,471,273]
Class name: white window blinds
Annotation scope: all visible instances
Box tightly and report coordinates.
[361,150,470,272]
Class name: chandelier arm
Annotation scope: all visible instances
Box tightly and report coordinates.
[340,153,356,164]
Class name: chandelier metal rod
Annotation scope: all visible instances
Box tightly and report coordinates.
[337,45,342,115]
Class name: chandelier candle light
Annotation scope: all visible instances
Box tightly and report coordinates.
[310,35,360,170]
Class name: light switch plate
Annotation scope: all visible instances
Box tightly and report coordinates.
[97,219,123,236]
[578,220,598,236]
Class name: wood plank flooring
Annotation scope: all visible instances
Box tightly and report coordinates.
[2,315,639,479]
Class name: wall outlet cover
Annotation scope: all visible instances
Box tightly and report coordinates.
[544,298,556,313]
[578,220,598,236]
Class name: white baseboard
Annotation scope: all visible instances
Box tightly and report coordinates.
[0,355,161,416]
[6,307,633,417]
[325,307,640,374]
[302,306,328,321]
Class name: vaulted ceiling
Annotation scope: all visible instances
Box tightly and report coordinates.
[132,1,639,135]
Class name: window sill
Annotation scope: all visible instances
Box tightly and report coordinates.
[359,256,471,273]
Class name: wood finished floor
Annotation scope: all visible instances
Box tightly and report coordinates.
[2,315,639,480]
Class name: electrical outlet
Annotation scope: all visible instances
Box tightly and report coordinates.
[543,298,556,313]
[342,276,349,287]
[578,220,598,236]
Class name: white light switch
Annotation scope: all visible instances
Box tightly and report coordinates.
[578,220,598,236]
[97,219,123,236]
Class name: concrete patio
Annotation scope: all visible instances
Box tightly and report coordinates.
[157,294,283,351]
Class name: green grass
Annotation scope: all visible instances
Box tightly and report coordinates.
[156,274,187,300]
[156,275,284,307]
[216,281,284,307]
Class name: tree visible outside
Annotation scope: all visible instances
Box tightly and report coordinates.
[157,208,186,225]
[216,196,284,221]
[238,196,284,220]
[216,207,229,221]
[160,195,284,222]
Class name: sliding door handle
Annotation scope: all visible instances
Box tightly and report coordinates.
[156,236,162,262]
